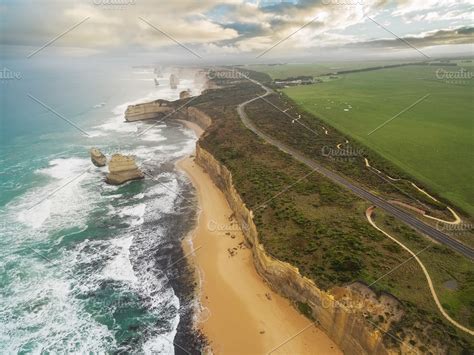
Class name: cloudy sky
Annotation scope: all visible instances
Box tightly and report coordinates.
[1,0,473,63]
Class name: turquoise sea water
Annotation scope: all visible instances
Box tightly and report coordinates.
[0,56,202,353]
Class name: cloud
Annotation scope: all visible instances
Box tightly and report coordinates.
[348,26,474,49]
[0,0,472,59]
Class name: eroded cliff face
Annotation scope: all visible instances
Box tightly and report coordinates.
[90,148,106,167]
[125,100,173,122]
[185,107,212,130]
[177,107,400,354]
[106,154,144,185]
[194,144,404,354]
[178,105,455,354]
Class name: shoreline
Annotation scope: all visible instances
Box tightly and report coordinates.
[176,125,341,353]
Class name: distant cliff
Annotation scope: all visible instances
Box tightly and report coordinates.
[125,99,173,122]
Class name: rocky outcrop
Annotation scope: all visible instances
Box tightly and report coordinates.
[106,154,144,185]
[125,99,173,122]
[170,74,179,89]
[90,148,106,167]
[180,90,191,99]
[194,142,404,355]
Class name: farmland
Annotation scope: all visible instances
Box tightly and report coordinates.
[282,64,474,214]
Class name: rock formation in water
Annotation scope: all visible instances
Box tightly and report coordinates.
[106,154,144,185]
[170,74,179,89]
[179,89,191,99]
[90,148,106,167]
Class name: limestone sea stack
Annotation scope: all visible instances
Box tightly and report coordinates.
[170,74,179,89]
[106,154,144,185]
[90,148,106,167]
[179,89,191,99]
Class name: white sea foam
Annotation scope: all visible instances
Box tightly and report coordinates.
[119,203,146,226]
[0,256,116,353]
[102,235,138,284]
[142,326,178,355]
[86,130,108,138]
[96,115,138,133]
[141,129,168,142]
[17,199,51,229]
[2,69,205,354]
[13,157,93,230]
[145,177,180,215]
[130,227,181,355]
[38,157,90,180]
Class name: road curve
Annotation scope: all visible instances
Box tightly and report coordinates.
[237,79,474,260]
[366,206,474,335]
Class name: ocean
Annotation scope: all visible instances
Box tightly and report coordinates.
[0,57,204,353]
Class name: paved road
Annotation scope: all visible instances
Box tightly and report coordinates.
[237,80,474,260]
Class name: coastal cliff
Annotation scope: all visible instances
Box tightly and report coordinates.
[195,143,400,355]
[125,99,173,122]
[179,107,426,355]
[185,107,212,130]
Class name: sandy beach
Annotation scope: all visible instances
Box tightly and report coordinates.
[177,121,341,354]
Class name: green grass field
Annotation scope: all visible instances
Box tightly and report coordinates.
[246,60,417,79]
[283,65,474,215]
